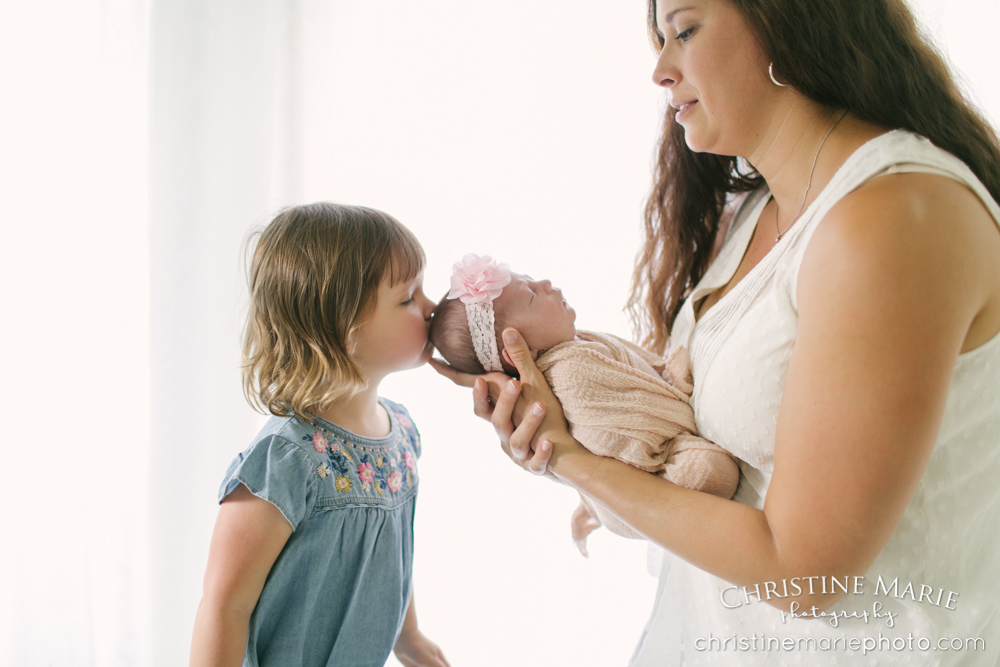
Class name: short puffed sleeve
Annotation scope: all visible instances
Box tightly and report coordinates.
[218,435,318,530]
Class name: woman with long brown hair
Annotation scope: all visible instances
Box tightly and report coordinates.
[435,0,1000,663]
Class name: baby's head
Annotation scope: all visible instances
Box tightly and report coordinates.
[430,254,577,375]
[242,202,426,419]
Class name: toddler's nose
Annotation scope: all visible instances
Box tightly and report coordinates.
[421,294,435,320]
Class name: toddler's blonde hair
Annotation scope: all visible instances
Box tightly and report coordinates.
[242,202,424,420]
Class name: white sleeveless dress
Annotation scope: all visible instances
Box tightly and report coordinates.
[631,130,1000,667]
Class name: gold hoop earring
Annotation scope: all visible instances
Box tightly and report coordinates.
[769,62,789,87]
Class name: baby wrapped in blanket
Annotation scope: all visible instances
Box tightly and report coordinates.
[430,255,739,554]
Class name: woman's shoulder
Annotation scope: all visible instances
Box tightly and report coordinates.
[798,155,999,354]
[792,128,1000,311]
[832,129,998,213]
[822,128,999,253]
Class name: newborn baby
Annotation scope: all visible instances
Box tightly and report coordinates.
[430,254,739,554]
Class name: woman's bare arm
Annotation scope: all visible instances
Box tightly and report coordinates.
[477,175,997,612]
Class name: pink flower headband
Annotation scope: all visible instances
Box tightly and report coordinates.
[447,253,511,372]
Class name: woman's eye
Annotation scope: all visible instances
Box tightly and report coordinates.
[675,27,695,42]
[402,297,414,305]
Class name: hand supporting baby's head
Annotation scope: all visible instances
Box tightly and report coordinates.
[430,254,577,375]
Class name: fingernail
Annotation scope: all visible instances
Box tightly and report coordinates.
[506,380,517,394]
[503,330,517,344]
[531,403,543,416]
[541,440,551,452]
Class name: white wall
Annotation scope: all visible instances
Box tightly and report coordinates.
[0,1,151,665]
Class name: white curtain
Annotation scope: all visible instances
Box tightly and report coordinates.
[1,1,151,665]
[1,1,996,665]
[148,2,305,663]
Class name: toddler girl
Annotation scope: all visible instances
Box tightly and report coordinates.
[430,254,739,555]
[190,203,449,667]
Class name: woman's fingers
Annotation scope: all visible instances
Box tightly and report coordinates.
[527,439,553,475]
[501,328,560,412]
[428,357,478,388]
[491,379,520,450]
[500,328,540,383]
[471,377,493,420]
[508,398,546,464]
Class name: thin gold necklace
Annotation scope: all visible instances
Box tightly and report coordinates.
[774,110,848,243]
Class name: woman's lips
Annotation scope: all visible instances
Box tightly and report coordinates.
[675,100,698,120]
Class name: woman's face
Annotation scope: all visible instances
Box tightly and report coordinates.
[651,0,774,156]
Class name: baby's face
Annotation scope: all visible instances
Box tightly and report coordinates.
[495,273,577,354]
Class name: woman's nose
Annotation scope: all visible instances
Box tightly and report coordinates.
[535,279,552,293]
[652,46,678,88]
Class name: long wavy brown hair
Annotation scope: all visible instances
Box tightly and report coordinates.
[629,0,1000,355]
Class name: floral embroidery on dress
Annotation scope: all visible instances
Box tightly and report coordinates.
[307,413,418,494]
[358,462,375,491]
[387,470,403,493]
[311,432,328,453]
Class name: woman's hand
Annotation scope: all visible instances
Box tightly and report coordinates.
[487,328,573,469]
[430,328,577,475]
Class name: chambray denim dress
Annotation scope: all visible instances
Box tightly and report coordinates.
[218,398,421,667]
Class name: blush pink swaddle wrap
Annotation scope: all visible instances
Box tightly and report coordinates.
[534,331,739,552]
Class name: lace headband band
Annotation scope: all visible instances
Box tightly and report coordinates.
[447,254,511,373]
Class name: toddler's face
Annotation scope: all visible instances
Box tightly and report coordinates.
[495,273,577,354]
[353,272,435,379]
